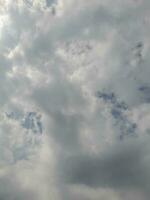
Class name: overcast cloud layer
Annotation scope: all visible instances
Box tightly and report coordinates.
[0,0,150,199]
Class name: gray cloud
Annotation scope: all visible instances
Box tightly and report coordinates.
[0,174,38,200]
[62,140,150,189]
[0,0,150,200]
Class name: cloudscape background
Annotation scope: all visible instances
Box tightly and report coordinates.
[0,0,150,199]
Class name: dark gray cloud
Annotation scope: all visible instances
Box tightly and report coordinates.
[62,140,150,190]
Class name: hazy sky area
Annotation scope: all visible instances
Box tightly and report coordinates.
[0,0,150,199]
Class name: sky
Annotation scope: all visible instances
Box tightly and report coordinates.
[0,0,150,199]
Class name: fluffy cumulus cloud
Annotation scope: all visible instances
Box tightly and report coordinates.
[0,0,150,199]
